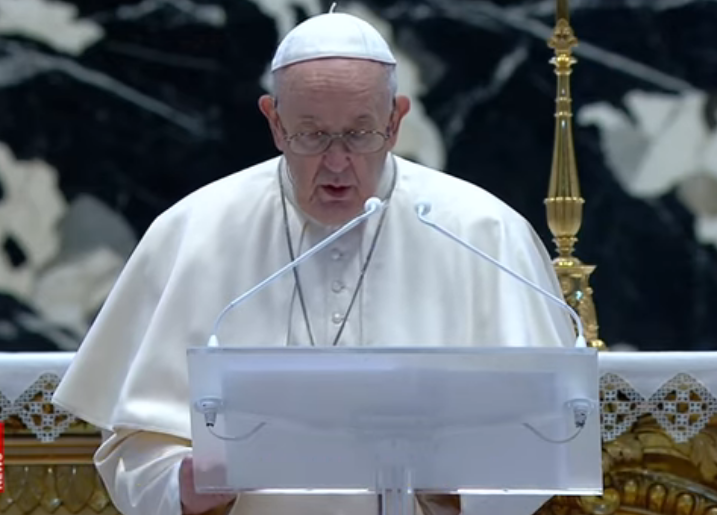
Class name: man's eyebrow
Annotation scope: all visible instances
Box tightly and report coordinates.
[290,114,378,131]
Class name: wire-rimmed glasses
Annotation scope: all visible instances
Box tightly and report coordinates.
[285,129,391,155]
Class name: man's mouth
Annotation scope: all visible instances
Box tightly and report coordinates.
[320,185,351,198]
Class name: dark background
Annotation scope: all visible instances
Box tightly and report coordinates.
[2,0,715,352]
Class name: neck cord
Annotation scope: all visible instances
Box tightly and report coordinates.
[278,164,394,346]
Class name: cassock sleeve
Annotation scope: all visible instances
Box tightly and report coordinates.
[96,429,238,515]
[95,429,191,515]
[50,206,224,515]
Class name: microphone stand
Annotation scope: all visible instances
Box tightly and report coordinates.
[415,202,586,348]
[207,197,385,346]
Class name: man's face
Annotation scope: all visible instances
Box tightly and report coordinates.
[260,59,410,226]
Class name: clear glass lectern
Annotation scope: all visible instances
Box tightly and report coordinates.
[187,346,602,515]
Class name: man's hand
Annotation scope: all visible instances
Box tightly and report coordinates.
[179,456,237,515]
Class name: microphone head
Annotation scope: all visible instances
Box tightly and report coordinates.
[364,197,383,213]
[415,200,432,217]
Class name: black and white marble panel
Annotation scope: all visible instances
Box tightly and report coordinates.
[1,0,716,352]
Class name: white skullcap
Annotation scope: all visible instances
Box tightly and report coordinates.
[271,11,396,72]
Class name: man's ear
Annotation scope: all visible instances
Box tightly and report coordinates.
[388,95,411,147]
[259,94,285,151]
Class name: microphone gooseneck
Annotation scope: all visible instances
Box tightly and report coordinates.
[208,197,385,346]
[414,200,586,348]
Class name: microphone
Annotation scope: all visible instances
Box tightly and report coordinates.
[415,200,586,348]
[206,197,385,347]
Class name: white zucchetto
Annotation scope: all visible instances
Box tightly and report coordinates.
[271,9,396,71]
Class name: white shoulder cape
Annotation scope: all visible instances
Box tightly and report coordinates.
[53,154,576,440]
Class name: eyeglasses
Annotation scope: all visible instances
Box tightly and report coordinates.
[284,129,391,156]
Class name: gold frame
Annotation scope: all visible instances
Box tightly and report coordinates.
[541,415,717,514]
[0,430,117,515]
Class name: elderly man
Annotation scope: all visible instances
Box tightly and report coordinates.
[53,8,576,515]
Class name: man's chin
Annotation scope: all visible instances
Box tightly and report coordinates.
[310,201,363,227]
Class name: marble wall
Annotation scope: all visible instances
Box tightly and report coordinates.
[1,0,715,352]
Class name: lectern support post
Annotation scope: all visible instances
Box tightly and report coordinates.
[374,439,416,515]
[377,468,414,515]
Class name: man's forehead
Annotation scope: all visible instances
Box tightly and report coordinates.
[291,112,381,127]
[296,112,376,120]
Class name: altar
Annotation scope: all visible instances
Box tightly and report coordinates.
[2,351,717,515]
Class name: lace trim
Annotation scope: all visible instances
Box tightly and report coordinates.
[601,372,717,443]
[0,373,79,442]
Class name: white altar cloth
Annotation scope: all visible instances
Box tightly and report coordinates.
[598,351,717,443]
[1,351,716,443]
[0,352,74,401]
[0,352,75,441]
[600,352,717,397]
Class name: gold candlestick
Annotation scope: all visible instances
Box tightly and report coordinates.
[556,0,570,22]
[545,0,606,350]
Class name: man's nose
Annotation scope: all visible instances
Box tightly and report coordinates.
[322,138,351,172]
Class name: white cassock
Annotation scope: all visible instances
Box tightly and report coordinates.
[53,153,576,515]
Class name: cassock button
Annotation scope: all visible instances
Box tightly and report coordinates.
[330,249,343,260]
[331,281,344,293]
[332,312,344,324]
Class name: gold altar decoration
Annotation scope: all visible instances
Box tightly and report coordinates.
[538,413,717,515]
[0,431,116,515]
[544,0,605,350]
[0,379,115,515]
[540,0,717,514]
